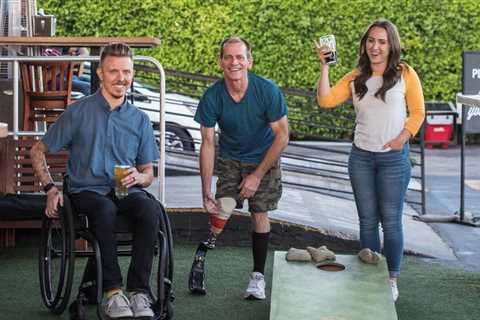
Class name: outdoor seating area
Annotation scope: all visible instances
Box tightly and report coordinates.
[0,136,67,248]
[2,1,480,319]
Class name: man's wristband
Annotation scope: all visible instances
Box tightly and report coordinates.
[43,182,56,193]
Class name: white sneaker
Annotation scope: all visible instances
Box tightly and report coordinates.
[244,271,266,300]
[129,292,155,318]
[103,292,133,319]
[390,278,399,302]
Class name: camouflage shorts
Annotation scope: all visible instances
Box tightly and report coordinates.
[215,157,282,213]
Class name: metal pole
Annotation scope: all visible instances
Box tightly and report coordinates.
[420,122,426,215]
[136,56,166,205]
[13,60,19,138]
[459,105,466,221]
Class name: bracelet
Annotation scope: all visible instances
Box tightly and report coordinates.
[43,182,56,193]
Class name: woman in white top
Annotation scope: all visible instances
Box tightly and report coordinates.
[316,19,425,302]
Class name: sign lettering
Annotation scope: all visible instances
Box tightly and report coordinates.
[473,68,480,79]
[467,106,480,121]
[463,52,480,94]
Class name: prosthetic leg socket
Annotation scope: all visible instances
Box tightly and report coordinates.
[205,197,236,249]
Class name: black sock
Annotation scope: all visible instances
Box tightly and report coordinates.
[252,232,269,274]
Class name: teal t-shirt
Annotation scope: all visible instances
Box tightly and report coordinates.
[194,72,288,164]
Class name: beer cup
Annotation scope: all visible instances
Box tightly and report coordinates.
[114,165,130,198]
[319,34,337,65]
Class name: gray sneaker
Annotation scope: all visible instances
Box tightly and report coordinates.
[243,271,266,300]
[103,292,133,319]
[129,292,154,318]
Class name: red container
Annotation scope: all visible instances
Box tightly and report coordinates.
[425,123,454,149]
[424,102,456,149]
[425,124,453,143]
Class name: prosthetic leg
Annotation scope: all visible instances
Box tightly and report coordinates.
[188,197,236,295]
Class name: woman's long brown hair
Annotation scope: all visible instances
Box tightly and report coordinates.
[354,19,403,102]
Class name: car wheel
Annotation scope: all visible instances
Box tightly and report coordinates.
[156,124,195,152]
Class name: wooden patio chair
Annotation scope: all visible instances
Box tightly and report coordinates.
[19,61,75,131]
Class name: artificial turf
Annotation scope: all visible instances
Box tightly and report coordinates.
[0,241,479,320]
[395,256,480,320]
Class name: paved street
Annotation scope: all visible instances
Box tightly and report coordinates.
[423,145,480,270]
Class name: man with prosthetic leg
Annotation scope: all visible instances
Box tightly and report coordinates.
[188,36,289,299]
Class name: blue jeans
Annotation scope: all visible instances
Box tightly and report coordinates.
[348,144,411,278]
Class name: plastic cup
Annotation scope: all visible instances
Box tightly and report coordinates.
[114,165,130,198]
[319,34,337,65]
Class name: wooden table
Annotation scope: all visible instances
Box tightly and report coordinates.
[0,36,160,48]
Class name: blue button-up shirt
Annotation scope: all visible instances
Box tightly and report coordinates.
[43,90,160,195]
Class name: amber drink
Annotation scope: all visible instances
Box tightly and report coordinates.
[114,165,130,198]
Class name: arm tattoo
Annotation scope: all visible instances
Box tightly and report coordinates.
[30,141,53,185]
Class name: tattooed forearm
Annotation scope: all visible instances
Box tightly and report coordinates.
[30,141,53,185]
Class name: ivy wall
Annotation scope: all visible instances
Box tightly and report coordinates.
[38,0,480,102]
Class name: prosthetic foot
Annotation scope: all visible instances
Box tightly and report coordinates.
[188,242,209,295]
[188,197,236,294]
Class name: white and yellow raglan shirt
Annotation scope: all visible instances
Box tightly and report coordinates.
[317,64,425,152]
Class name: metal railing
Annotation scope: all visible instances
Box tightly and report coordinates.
[132,66,427,214]
[0,55,167,203]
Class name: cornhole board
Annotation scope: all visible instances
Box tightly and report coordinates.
[270,251,397,320]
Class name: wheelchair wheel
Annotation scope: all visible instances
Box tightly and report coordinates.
[39,194,76,314]
[150,202,175,319]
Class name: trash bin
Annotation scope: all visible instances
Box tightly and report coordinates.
[424,101,456,149]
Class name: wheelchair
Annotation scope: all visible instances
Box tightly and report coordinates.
[38,181,174,320]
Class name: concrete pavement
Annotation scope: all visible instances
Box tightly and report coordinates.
[157,174,456,261]
[423,145,480,270]
[150,143,480,268]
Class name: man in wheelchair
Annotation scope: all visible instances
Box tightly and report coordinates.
[31,43,160,319]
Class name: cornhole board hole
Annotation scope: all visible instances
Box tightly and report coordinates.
[270,251,397,320]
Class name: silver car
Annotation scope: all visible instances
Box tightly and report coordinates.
[129,81,201,153]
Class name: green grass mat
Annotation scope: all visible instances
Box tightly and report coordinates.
[395,257,480,320]
[0,243,479,320]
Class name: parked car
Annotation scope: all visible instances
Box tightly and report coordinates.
[129,81,201,153]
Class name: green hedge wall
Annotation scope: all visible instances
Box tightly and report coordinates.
[38,0,480,102]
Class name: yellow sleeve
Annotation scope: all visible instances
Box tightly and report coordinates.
[317,70,356,108]
[402,64,425,136]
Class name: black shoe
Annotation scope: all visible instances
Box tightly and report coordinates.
[188,243,208,295]
[69,292,88,320]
